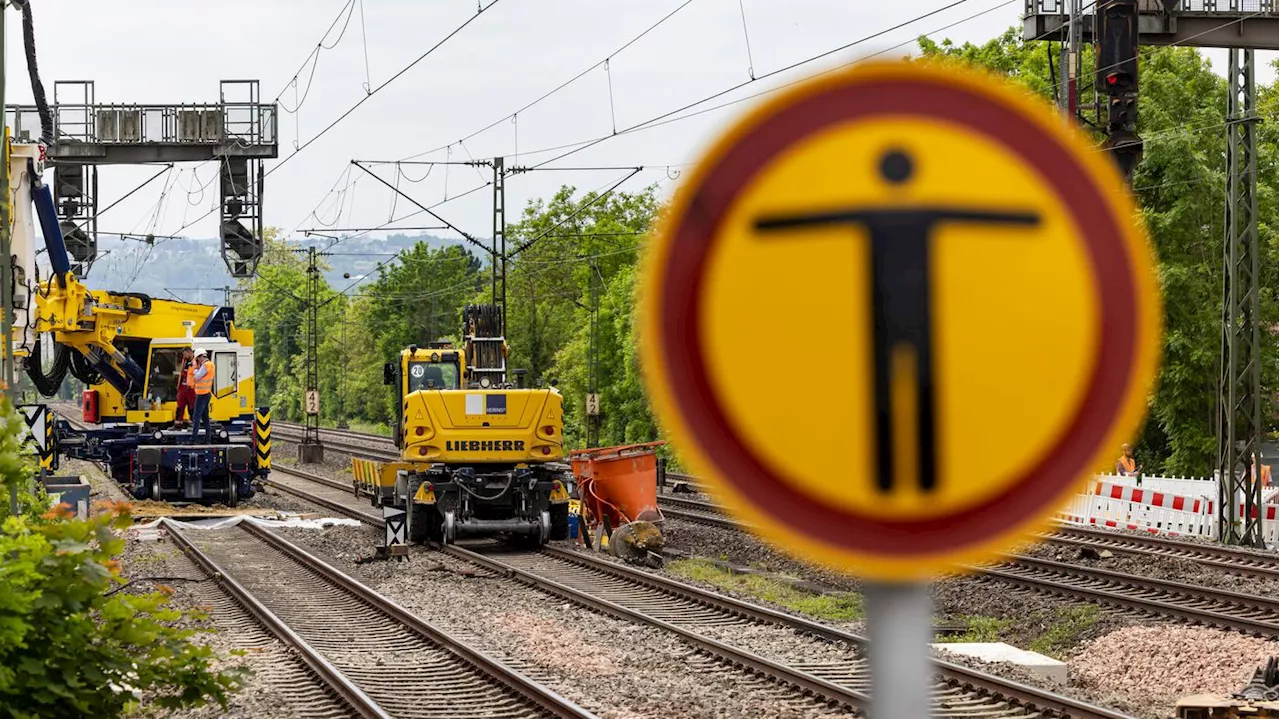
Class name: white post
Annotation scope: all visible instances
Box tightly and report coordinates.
[865,582,934,718]
[7,143,41,366]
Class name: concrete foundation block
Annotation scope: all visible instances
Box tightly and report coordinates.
[931,642,1068,684]
[298,443,325,464]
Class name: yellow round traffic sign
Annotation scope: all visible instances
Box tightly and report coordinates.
[640,61,1162,580]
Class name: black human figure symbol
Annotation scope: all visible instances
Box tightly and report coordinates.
[755,149,1041,494]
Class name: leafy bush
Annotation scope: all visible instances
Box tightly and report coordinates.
[0,397,244,717]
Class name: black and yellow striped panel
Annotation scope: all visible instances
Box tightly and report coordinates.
[40,408,54,471]
[254,407,272,469]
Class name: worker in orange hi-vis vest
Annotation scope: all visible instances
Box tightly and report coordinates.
[1252,455,1273,487]
[1116,443,1143,485]
[189,349,216,442]
[174,347,195,428]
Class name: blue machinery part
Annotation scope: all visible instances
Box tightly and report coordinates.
[53,417,269,506]
[30,171,71,281]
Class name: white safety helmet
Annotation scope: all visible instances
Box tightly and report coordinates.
[194,348,208,358]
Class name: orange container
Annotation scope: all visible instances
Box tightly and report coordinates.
[570,441,666,532]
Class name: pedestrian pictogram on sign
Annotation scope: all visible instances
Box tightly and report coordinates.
[639,61,1162,581]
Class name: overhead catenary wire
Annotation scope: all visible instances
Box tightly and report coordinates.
[390,0,697,164]
[484,0,1020,166]
[522,0,983,170]
[162,1,504,244]
[275,0,362,113]
[275,0,1261,296]
[505,168,644,259]
[506,0,1247,168]
[350,161,490,254]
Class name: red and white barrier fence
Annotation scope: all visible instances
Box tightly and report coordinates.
[1057,480,1215,537]
[1056,475,1278,545]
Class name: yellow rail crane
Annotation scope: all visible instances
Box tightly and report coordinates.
[353,304,570,546]
[5,137,269,505]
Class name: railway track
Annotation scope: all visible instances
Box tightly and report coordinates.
[166,516,593,718]
[263,462,1132,719]
[269,425,1279,633]
[656,496,1279,636]
[273,426,395,462]
[151,527,369,718]
[1040,524,1279,578]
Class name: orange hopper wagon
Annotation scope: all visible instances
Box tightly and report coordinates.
[570,441,666,564]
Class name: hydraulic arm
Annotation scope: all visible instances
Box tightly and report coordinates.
[5,141,150,398]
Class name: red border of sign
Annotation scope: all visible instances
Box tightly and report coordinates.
[658,77,1138,556]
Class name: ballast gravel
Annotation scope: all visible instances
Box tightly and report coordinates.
[247,461,1280,719]
[1071,625,1279,718]
[120,528,331,719]
[271,525,856,719]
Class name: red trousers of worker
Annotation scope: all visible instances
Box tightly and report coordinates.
[175,386,195,423]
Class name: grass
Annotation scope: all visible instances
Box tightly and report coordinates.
[318,419,390,435]
[936,616,1012,643]
[666,558,864,621]
[1029,605,1101,659]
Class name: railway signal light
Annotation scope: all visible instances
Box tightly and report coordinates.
[1095,0,1139,95]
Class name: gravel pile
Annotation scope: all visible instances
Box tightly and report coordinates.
[1072,625,1279,698]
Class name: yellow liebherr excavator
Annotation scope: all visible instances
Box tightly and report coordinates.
[353,304,571,545]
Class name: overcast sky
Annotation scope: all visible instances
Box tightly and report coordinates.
[4,0,1275,282]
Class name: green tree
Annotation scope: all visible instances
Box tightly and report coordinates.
[236,229,343,422]
[499,184,659,382]
[0,396,242,717]
[917,32,1279,475]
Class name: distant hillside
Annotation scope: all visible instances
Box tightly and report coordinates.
[76,232,475,306]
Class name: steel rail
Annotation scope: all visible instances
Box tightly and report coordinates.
[265,464,383,526]
[259,463,1132,719]
[440,542,870,711]
[161,517,394,719]
[658,496,1278,636]
[1039,525,1278,578]
[234,521,596,719]
[539,546,1134,719]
